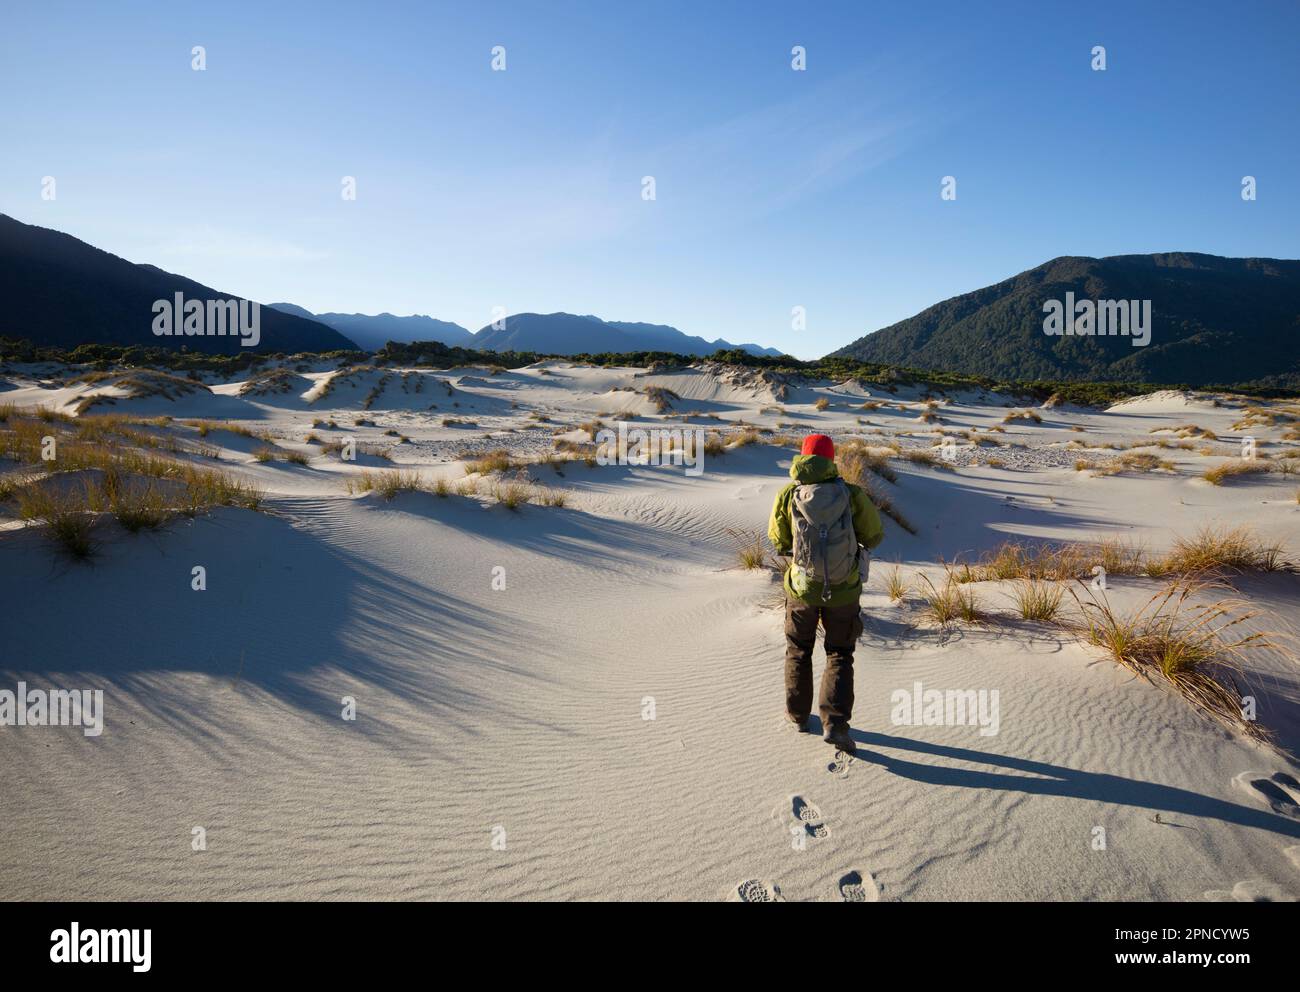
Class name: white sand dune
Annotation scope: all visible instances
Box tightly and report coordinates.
[2,363,1299,901]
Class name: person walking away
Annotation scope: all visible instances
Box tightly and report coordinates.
[767,433,884,753]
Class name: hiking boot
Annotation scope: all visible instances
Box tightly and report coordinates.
[786,713,811,733]
[823,722,856,753]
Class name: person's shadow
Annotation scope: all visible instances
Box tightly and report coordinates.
[842,728,1300,838]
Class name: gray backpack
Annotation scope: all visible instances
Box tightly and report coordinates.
[790,479,862,601]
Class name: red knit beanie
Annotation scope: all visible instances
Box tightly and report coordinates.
[801,433,835,459]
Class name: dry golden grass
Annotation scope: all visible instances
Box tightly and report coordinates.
[884,564,907,603]
[727,528,771,570]
[1152,526,1287,576]
[1093,451,1176,475]
[917,574,983,626]
[1008,579,1065,621]
[1066,580,1278,740]
[464,449,517,475]
[837,440,897,484]
[834,445,916,534]
[1201,459,1271,485]
[643,386,679,413]
[15,485,99,558]
[954,537,1146,584]
[345,469,424,499]
[1001,409,1043,424]
[491,471,534,510]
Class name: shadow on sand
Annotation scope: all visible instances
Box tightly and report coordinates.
[848,728,1300,840]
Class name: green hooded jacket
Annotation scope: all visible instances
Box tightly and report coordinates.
[767,453,885,607]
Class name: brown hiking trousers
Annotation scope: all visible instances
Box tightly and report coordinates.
[784,598,863,729]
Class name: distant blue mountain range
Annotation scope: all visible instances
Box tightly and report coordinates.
[270,304,783,357]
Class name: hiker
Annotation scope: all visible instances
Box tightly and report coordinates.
[768,433,884,753]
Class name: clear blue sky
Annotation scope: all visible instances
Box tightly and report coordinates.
[3,1,1297,358]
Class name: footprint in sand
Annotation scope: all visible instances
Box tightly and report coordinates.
[736,879,781,902]
[838,869,880,902]
[1204,880,1297,903]
[1233,770,1300,814]
[792,795,829,839]
[826,750,854,778]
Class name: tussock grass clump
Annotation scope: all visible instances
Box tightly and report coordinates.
[1094,451,1176,475]
[12,459,261,556]
[1001,409,1043,425]
[186,419,255,439]
[464,449,516,475]
[643,386,680,413]
[1009,579,1065,621]
[1201,459,1271,485]
[554,437,599,466]
[533,485,569,508]
[238,368,299,396]
[895,448,953,470]
[347,469,425,500]
[885,565,907,603]
[814,397,830,411]
[15,486,98,559]
[491,472,533,510]
[72,369,211,413]
[1068,581,1277,739]
[837,441,897,484]
[727,528,771,570]
[956,538,1145,584]
[1154,526,1287,576]
[834,444,915,533]
[917,574,983,626]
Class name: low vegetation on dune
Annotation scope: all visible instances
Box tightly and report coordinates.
[642,385,680,413]
[727,528,772,571]
[834,441,916,534]
[1093,451,1177,476]
[0,406,263,559]
[1067,580,1279,740]
[917,574,984,626]
[238,368,300,397]
[1153,527,1287,576]
[1001,408,1043,425]
[951,528,1287,584]
[345,466,568,510]
[1008,579,1065,621]
[890,547,1286,740]
[1201,459,1273,485]
[70,369,211,414]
